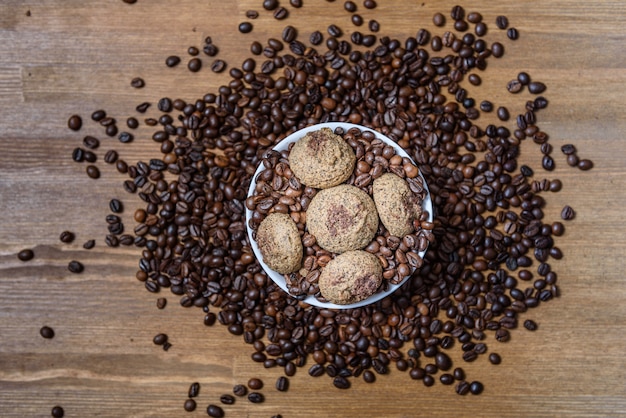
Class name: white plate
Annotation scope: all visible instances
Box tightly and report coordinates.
[246,122,433,309]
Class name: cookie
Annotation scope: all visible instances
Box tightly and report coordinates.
[318,250,383,305]
[372,173,423,237]
[256,212,303,274]
[289,127,356,189]
[306,184,379,254]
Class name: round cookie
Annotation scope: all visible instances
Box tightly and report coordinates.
[318,250,383,305]
[289,127,356,189]
[256,212,303,274]
[372,173,423,237]
[306,184,379,254]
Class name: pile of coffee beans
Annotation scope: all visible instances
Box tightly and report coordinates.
[60,1,594,411]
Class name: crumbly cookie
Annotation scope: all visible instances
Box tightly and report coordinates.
[318,250,383,305]
[289,127,356,189]
[372,173,423,237]
[256,213,303,274]
[306,184,379,254]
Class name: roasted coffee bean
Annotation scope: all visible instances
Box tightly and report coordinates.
[83,136,100,150]
[368,20,379,32]
[363,0,377,8]
[333,376,350,389]
[489,353,502,365]
[239,22,253,34]
[156,297,167,309]
[561,144,576,155]
[187,58,202,72]
[40,326,55,339]
[109,199,123,213]
[59,230,75,243]
[433,12,445,26]
[67,114,82,131]
[162,342,172,351]
[578,159,593,171]
[561,205,575,220]
[82,239,95,250]
[275,376,289,391]
[507,79,523,93]
[528,81,547,94]
[470,381,484,395]
[507,27,519,40]
[67,260,84,274]
[247,392,264,403]
[456,380,470,395]
[153,333,168,345]
[220,394,235,405]
[282,25,297,43]
[51,406,64,418]
[246,10,259,19]
[188,382,200,398]
[183,399,196,412]
[206,404,224,417]
[165,55,181,67]
[263,0,278,10]
[130,77,145,88]
[247,378,263,390]
[233,384,247,397]
[290,0,303,7]
[273,6,288,19]
[497,106,510,121]
[91,109,106,121]
[495,15,509,29]
[310,30,323,45]
[211,59,227,73]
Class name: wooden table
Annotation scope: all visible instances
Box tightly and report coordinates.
[1,1,625,416]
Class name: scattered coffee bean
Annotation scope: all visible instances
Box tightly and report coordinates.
[51,406,64,418]
[82,136,100,150]
[187,58,202,72]
[489,353,502,365]
[67,114,82,131]
[247,392,264,403]
[162,341,172,351]
[82,239,95,250]
[210,59,227,73]
[561,205,575,220]
[578,159,593,171]
[40,326,55,339]
[59,231,75,243]
[183,399,196,412]
[220,394,235,405]
[273,6,288,20]
[239,22,253,34]
[86,165,100,179]
[233,384,247,397]
[247,378,263,390]
[507,27,519,40]
[433,12,445,27]
[67,260,84,274]
[153,333,168,345]
[495,15,509,29]
[524,319,538,331]
[275,376,289,391]
[470,381,484,395]
[456,380,470,395]
[363,0,377,9]
[156,297,167,309]
[166,56,181,67]
[91,109,106,122]
[263,0,278,10]
[109,199,123,213]
[130,77,145,88]
[528,81,547,94]
[206,404,224,417]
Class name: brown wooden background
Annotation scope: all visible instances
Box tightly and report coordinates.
[1,0,625,416]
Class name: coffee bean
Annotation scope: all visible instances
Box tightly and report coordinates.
[495,15,509,29]
[247,392,264,403]
[247,377,263,390]
[238,22,253,34]
[246,10,259,19]
[363,0,377,9]
[290,0,303,7]
[51,406,64,418]
[183,399,196,412]
[368,19,379,33]
[470,381,484,394]
[263,0,278,10]
[165,56,181,67]
[153,333,168,345]
[507,79,523,93]
[491,41,504,57]
[207,404,224,417]
[83,136,100,150]
[507,27,519,40]
[162,341,172,351]
[130,77,145,88]
[233,384,247,397]
[210,59,227,73]
[220,394,235,405]
[187,58,202,72]
[82,240,95,250]
[433,12,445,26]
[456,380,470,395]
[273,6,288,20]
[91,110,106,121]
[333,376,350,389]
[67,114,82,131]
[528,81,547,94]
[578,159,593,171]
[68,260,84,274]
[561,205,575,220]
[275,376,289,391]
[59,230,75,243]
[310,30,323,45]
[489,353,501,365]
[156,297,167,309]
[40,326,55,339]
[126,117,139,129]
[188,382,200,398]
[561,144,576,155]
[497,106,510,121]
[282,25,297,43]
[109,199,123,213]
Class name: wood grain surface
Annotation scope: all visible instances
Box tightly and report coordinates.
[1,1,625,417]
